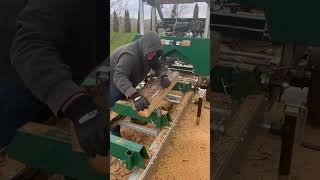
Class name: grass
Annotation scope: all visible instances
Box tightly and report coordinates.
[110,32,139,53]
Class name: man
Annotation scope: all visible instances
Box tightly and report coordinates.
[110,32,171,136]
[0,0,108,164]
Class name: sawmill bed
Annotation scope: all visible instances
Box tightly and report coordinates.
[110,91,195,180]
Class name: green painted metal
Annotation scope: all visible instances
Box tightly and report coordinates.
[8,123,105,180]
[162,36,210,76]
[82,78,96,87]
[212,64,261,100]
[134,35,210,76]
[110,135,149,170]
[112,101,172,128]
[231,0,320,46]
[173,82,192,93]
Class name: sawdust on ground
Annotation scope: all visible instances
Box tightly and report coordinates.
[231,102,320,180]
[151,101,210,180]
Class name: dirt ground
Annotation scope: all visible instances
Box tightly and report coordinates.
[231,126,320,180]
[231,102,320,180]
[151,101,210,180]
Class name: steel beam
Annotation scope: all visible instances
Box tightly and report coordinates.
[116,120,159,137]
[150,0,207,4]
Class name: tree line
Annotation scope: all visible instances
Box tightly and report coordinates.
[112,3,200,33]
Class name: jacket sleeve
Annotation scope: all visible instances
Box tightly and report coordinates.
[113,54,136,98]
[150,57,168,77]
[10,0,85,115]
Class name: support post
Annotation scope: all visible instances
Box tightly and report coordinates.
[204,1,210,38]
[151,6,156,31]
[139,0,144,35]
[278,115,297,179]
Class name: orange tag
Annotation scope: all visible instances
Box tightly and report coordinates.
[181,40,191,46]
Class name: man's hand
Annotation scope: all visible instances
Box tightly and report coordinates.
[160,75,171,88]
[63,95,108,157]
[129,92,150,111]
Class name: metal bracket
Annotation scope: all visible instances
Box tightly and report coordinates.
[112,101,172,128]
[172,81,192,93]
[110,135,149,170]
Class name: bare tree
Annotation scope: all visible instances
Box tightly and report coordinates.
[137,9,140,33]
[124,9,132,32]
[110,0,131,42]
[193,3,199,19]
[113,10,119,32]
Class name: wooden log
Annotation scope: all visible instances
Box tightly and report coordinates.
[160,101,173,111]
[138,71,180,117]
[110,111,119,122]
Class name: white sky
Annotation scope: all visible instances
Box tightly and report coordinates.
[110,0,208,19]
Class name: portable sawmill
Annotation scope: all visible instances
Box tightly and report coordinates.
[110,33,210,179]
[110,1,210,179]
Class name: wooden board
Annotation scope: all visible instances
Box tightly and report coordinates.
[110,111,119,122]
[138,71,180,117]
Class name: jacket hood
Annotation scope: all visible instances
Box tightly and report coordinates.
[137,32,162,59]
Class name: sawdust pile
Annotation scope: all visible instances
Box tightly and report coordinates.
[151,101,210,180]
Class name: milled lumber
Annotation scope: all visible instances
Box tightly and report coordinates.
[110,111,119,121]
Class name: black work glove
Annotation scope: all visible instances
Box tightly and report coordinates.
[63,95,108,157]
[144,74,155,84]
[160,75,171,88]
[129,92,150,111]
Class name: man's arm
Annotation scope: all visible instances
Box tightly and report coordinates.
[10,0,84,115]
[11,0,108,157]
[113,54,136,98]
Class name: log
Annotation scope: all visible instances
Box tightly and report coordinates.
[110,111,119,122]
[138,71,180,117]
[160,101,173,111]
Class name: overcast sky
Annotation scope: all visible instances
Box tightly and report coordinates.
[110,0,208,19]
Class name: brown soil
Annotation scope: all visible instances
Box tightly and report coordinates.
[231,102,320,180]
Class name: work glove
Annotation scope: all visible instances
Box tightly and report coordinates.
[63,95,108,157]
[144,74,155,85]
[129,91,150,111]
[160,75,171,88]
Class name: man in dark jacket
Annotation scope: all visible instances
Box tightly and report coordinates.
[110,32,171,136]
[0,0,108,162]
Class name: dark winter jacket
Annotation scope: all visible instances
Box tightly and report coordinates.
[110,32,167,97]
[3,0,108,115]
[0,0,27,83]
